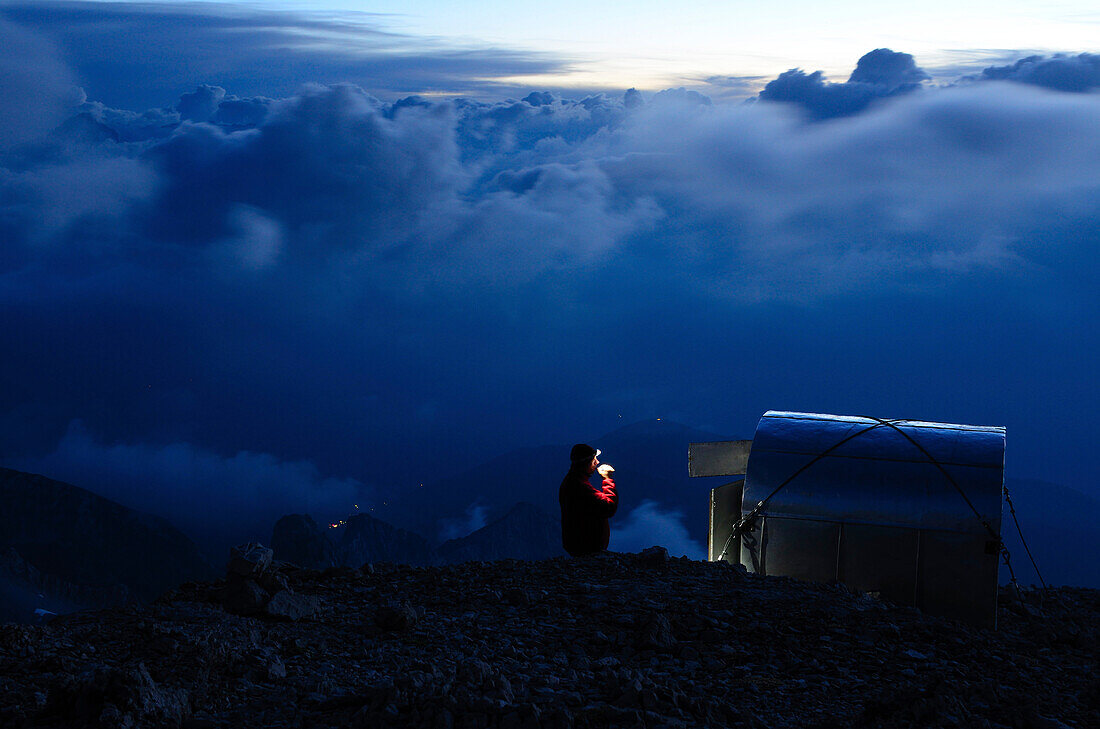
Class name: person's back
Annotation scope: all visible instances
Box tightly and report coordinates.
[558,443,618,556]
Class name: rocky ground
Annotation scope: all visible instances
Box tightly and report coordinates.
[0,549,1096,729]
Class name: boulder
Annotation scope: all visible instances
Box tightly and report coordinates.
[264,590,320,621]
[42,662,189,728]
[638,546,669,567]
[227,543,273,579]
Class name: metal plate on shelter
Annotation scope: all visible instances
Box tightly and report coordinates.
[689,440,752,477]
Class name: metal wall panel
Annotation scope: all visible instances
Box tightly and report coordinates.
[836,523,920,603]
[757,516,840,584]
[708,480,744,563]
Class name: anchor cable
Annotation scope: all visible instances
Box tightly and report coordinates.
[1003,483,1048,592]
[867,418,1039,601]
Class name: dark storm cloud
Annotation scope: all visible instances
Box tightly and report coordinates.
[977,53,1100,92]
[3,35,1100,548]
[759,48,929,119]
[0,1,572,109]
[847,48,930,87]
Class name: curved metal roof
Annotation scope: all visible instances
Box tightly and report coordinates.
[744,411,1006,535]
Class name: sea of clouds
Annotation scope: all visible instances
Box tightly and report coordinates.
[2,5,1099,553]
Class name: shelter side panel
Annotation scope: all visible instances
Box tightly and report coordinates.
[757,516,840,583]
[709,480,744,563]
[836,524,920,604]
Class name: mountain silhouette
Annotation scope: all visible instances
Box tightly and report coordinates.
[0,467,214,622]
[437,502,564,563]
[271,502,563,567]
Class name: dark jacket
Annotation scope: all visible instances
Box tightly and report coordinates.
[559,470,618,556]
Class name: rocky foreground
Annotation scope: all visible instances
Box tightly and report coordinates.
[0,551,1096,729]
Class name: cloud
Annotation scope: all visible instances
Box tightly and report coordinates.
[140,83,466,262]
[0,1,575,109]
[214,95,272,129]
[214,205,285,272]
[2,38,1100,522]
[589,81,1100,308]
[977,53,1100,93]
[6,154,158,243]
[848,48,930,88]
[0,18,77,149]
[698,74,769,101]
[758,48,928,119]
[651,87,713,107]
[176,85,226,123]
[7,421,367,558]
[612,500,705,559]
[439,502,490,541]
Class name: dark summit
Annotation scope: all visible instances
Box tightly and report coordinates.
[0,553,1094,727]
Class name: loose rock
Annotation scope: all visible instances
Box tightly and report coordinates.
[264,590,320,621]
[226,543,273,580]
[0,552,1094,729]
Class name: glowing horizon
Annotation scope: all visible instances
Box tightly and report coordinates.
[72,0,1100,96]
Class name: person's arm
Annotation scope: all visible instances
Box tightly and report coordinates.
[591,476,618,517]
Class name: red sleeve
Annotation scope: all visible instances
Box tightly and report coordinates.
[593,477,618,517]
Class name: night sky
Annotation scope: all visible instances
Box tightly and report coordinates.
[1,1,1098,550]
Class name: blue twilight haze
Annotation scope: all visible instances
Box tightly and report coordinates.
[0,2,1098,560]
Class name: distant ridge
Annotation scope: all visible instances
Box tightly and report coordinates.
[0,467,214,623]
[335,512,436,567]
[437,502,564,564]
[271,501,563,568]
